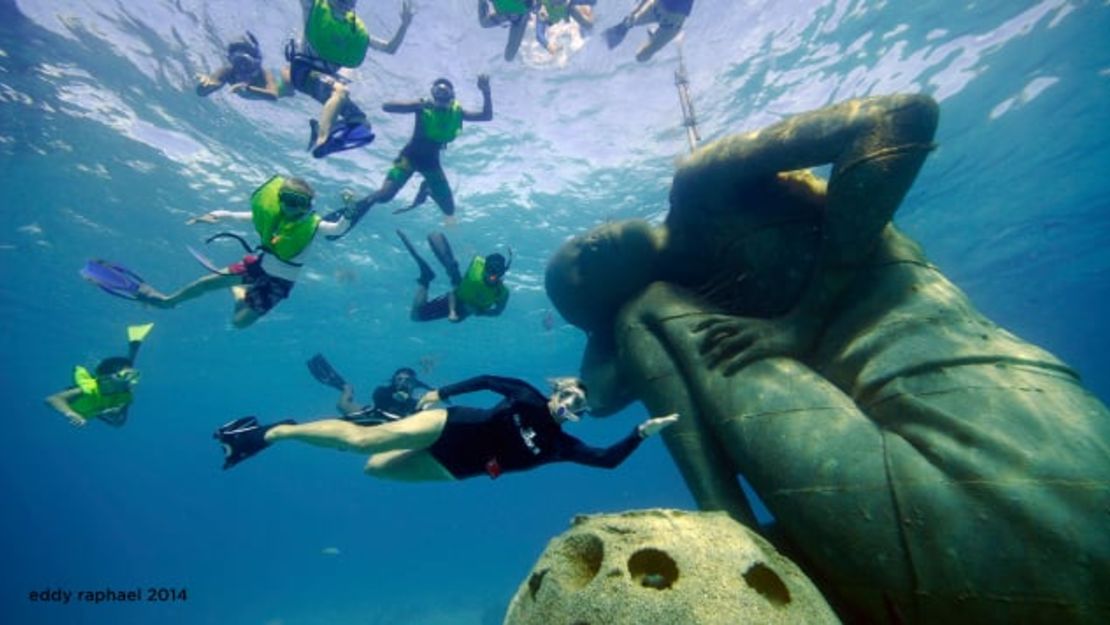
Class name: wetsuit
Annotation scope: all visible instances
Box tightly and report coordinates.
[344,384,419,425]
[428,375,643,479]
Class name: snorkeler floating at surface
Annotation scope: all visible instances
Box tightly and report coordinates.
[85,177,351,329]
[196,0,413,158]
[604,0,694,62]
[477,0,535,61]
[45,323,154,428]
[307,354,431,425]
[330,75,494,235]
[535,0,595,54]
[215,375,678,480]
[397,229,510,323]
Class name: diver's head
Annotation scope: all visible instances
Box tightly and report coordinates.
[430,78,455,108]
[279,177,315,219]
[95,357,140,393]
[545,220,663,335]
[330,0,357,13]
[483,253,508,285]
[391,367,417,392]
[548,377,589,423]
[227,33,262,80]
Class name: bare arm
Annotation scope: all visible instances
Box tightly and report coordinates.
[195,66,232,96]
[461,74,493,122]
[368,0,414,54]
[231,71,282,101]
[45,387,85,426]
[383,99,426,114]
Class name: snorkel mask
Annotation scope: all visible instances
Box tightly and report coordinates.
[431,78,455,106]
[278,178,315,218]
[227,32,262,79]
[483,248,512,285]
[552,380,589,422]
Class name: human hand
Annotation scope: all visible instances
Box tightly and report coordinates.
[400,0,414,23]
[694,313,819,376]
[195,73,219,88]
[637,413,678,438]
[477,74,491,94]
[186,212,219,225]
[66,412,87,428]
[416,389,440,411]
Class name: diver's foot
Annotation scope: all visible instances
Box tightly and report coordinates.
[135,284,172,308]
[604,21,630,49]
[214,417,295,470]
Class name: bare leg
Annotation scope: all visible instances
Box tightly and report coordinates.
[365,449,456,481]
[139,272,240,308]
[265,408,448,454]
[230,292,262,329]
[315,82,351,150]
[478,0,498,27]
[409,284,431,321]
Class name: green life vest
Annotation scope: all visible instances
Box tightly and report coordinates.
[68,366,133,419]
[542,0,570,21]
[493,0,531,15]
[305,0,370,68]
[420,102,463,145]
[455,256,509,312]
[251,176,322,263]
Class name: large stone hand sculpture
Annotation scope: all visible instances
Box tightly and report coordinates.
[545,94,1109,624]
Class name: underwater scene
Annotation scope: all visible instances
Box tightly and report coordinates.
[2,0,1108,624]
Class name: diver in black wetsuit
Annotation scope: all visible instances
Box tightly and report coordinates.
[214,376,678,480]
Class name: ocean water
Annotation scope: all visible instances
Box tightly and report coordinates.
[1,1,1107,624]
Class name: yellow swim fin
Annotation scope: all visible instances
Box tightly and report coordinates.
[127,322,154,343]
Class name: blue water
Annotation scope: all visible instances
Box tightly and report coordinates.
[2,1,1108,623]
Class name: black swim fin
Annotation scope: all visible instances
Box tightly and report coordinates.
[604,22,629,49]
[427,232,462,287]
[214,416,294,470]
[397,230,436,287]
[307,353,347,391]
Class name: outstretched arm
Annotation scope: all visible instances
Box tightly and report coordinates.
[434,375,540,402]
[383,99,426,114]
[195,67,231,96]
[369,0,414,54]
[461,75,493,122]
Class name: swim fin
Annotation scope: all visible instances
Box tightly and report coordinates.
[307,353,347,391]
[397,230,436,287]
[311,120,375,159]
[214,416,294,470]
[127,323,155,343]
[604,21,630,49]
[81,259,147,300]
[427,232,462,287]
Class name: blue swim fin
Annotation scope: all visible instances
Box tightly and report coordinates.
[80,259,146,300]
[311,120,375,159]
[604,21,630,49]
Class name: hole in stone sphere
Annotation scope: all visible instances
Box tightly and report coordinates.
[527,568,548,600]
[554,533,604,590]
[628,548,679,590]
[743,562,791,606]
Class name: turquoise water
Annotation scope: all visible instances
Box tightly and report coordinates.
[2,1,1108,623]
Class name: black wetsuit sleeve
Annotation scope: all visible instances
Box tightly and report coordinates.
[438,375,542,403]
[557,429,643,469]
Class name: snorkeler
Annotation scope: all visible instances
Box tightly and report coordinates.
[535,0,596,54]
[85,177,350,329]
[478,0,535,61]
[604,0,694,62]
[215,375,679,479]
[396,229,509,323]
[334,75,493,232]
[45,323,154,428]
[195,32,294,102]
[287,0,414,157]
[307,354,431,425]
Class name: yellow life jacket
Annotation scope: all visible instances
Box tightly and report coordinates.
[455,256,509,312]
[68,366,133,419]
[305,0,370,67]
[420,102,463,145]
[493,0,531,15]
[251,176,321,263]
[542,0,570,21]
